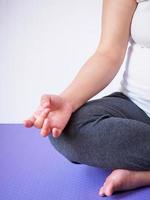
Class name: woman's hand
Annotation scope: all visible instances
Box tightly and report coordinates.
[23,94,73,138]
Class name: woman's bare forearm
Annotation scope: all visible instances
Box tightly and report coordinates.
[59,50,122,112]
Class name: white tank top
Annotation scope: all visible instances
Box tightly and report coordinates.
[119,0,150,117]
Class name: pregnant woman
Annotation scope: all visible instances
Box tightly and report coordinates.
[24,0,150,197]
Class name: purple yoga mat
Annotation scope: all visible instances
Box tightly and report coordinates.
[0,124,150,200]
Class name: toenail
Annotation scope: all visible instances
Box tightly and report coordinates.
[99,188,105,196]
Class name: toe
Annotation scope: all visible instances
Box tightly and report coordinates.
[105,181,115,196]
[99,186,105,196]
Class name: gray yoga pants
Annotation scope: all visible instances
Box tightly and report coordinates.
[48,92,150,171]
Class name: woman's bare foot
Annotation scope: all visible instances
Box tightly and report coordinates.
[99,169,150,197]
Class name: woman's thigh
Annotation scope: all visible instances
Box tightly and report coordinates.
[82,91,150,124]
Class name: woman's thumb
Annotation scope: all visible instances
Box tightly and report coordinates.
[41,94,51,108]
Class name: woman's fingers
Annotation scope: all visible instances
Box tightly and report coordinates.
[40,119,62,137]
[52,128,62,138]
[40,118,51,137]
[23,115,36,127]
[34,108,50,128]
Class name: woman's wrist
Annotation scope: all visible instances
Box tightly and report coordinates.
[59,92,78,113]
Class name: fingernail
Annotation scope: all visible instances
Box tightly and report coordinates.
[41,130,46,136]
[52,128,60,138]
[99,191,104,196]
[52,132,58,138]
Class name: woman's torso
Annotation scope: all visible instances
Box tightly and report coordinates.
[120,0,150,117]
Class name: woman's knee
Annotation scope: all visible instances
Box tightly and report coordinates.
[48,107,85,163]
[48,101,100,162]
[48,129,80,163]
[48,100,111,164]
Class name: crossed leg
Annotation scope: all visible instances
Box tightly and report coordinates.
[48,92,150,196]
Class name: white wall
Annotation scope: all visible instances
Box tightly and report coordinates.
[0,0,126,123]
